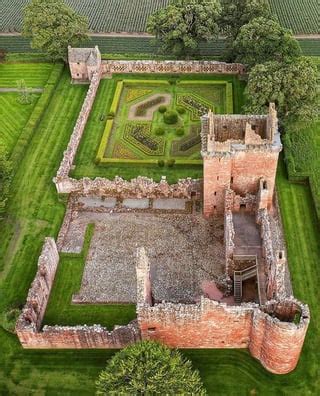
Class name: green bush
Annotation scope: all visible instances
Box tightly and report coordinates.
[158,159,165,167]
[164,110,178,125]
[167,159,176,167]
[109,81,123,114]
[158,105,167,113]
[107,111,115,119]
[96,341,206,395]
[177,106,186,115]
[176,127,185,136]
[154,127,165,136]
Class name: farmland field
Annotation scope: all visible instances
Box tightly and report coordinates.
[0,0,319,35]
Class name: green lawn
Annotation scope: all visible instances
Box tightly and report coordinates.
[0,63,319,394]
[0,63,54,87]
[0,92,40,154]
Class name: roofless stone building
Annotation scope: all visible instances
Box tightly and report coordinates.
[16,47,309,375]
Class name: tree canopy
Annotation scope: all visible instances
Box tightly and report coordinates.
[245,58,319,120]
[233,17,301,69]
[23,0,89,62]
[0,147,12,218]
[147,0,221,57]
[96,341,207,395]
[219,0,272,40]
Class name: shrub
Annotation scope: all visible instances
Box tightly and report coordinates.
[158,105,167,113]
[135,96,165,116]
[107,111,115,119]
[109,81,123,114]
[158,159,165,167]
[155,127,165,136]
[167,159,176,167]
[96,341,206,395]
[164,110,179,125]
[177,106,186,115]
[176,127,185,136]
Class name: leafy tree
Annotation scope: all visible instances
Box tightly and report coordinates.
[147,0,221,57]
[219,0,272,40]
[96,341,207,395]
[233,17,301,69]
[0,147,12,218]
[245,58,319,120]
[23,0,89,62]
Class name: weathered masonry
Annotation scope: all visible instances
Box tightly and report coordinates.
[16,47,310,376]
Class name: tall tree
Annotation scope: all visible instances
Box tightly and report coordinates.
[220,0,272,40]
[0,147,12,218]
[96,341,207,395]
[245,58,319,120]
[233,17,301,69]
[23,0,89,62]
[147,0,221,57]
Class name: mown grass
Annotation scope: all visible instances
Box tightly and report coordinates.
[0,63,319,395]
[0,92,40,154]
[0,63,54,87]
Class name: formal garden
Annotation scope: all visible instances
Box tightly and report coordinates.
[73,74,244,182]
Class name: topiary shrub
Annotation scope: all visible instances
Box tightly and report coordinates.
[158,105,167,113]
[96,341,206,395]
[177,106,186,115]
[176,127,185,136]
[167,159,176,167]
[164,110,178,125]
[155,127,165,136]
[158,159,165,167]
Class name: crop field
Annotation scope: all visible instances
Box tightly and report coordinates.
[73,73,244,183]
[0,61,318,394]
[0,0,319,35]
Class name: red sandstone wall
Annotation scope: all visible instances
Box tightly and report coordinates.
[17,322,140,349]
[250,308,309,374]
[203,150,279,217]
[203,157,232,217]
[231,151,279,209]
[138,299,253,348]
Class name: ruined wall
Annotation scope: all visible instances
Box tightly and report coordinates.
[102,60,245,76]
[137,297,309,374]
[249,300,310,374]
[257,209,287,300]
[54,175,202,199]
[17,322,140,349]
[55,71,101,180]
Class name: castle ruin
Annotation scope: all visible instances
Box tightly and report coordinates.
[16,47,309,375]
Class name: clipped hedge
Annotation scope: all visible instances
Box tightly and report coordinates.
[226,83,234,114]
[109,81,123,114]
[9,63,64,167]
[96,119,114,163]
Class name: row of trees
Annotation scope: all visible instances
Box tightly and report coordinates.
[148,0,318,121]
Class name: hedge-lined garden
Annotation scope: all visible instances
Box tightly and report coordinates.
[73,75,238,182]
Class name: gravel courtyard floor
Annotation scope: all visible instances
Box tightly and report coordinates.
[62,211,225,304]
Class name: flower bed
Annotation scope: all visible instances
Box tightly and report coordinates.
[123,122,165,156]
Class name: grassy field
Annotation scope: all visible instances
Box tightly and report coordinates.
[0,62,319,394]
[0,63,54,87]
[0,93,40,154]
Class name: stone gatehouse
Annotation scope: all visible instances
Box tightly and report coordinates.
[16,47,309,376]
